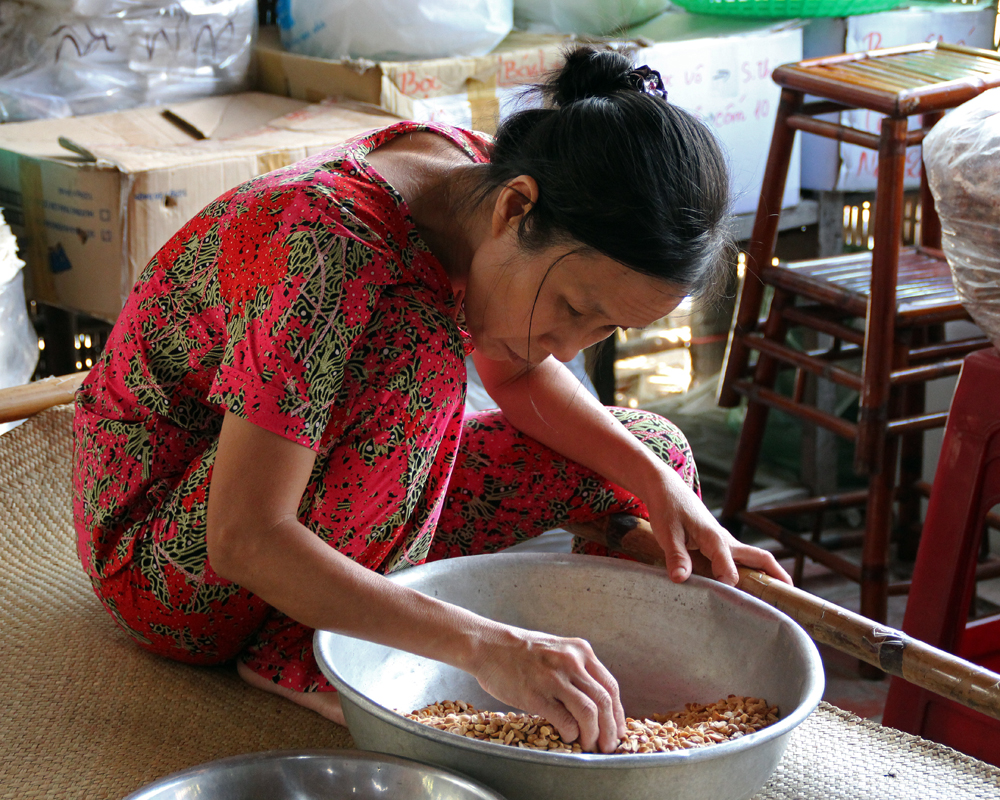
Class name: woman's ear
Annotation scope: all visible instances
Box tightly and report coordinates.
[491,174,540,237]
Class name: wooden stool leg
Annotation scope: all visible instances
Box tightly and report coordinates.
[858,431,900,679]
[719,88,802,408]
[721,288,794,528]
[896,381,925,563]
[920,111,945,250]
[856,116,908,475]
[39,304,77,377]
[896,325,927,563]
[859,333,911,676]
[722,397,771,532]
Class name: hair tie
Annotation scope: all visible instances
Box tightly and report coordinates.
[628,66,668,102]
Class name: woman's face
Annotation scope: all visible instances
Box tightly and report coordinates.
[464,234,685,368]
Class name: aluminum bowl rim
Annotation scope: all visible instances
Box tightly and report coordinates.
[121,748,509,800]
[316,554,825,770]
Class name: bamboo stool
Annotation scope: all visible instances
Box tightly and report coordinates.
[882,348,1000,766]
[717,42,1000,637]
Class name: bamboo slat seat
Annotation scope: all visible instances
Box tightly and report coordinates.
[763,247,967,322]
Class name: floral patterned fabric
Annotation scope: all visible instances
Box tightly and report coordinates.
[72,120,701,693]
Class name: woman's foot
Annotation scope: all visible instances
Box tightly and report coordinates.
[236,660,346,726]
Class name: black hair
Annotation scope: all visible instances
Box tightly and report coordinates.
[474,46,732,298]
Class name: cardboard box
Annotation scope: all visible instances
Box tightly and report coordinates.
[0,93,398,321]
[630,13,804,216]
[254,27,571,135]
[256,18,804,218]
[800,2,998,192]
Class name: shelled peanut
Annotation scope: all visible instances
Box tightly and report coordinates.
[402,695,778,755]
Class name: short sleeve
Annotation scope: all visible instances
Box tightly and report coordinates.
[207,184,393,450]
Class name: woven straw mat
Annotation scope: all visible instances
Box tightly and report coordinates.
[2,406,999,799]
[0,406,351,799]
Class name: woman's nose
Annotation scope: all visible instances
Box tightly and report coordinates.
[537,330,586,364]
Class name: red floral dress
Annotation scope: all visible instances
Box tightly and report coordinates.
[73,121,699,693]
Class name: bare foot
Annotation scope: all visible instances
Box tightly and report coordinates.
[237,661,346,727]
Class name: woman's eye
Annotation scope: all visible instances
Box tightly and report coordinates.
[566,302,584,318]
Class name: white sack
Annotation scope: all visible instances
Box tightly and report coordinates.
[277,0,513,61]
[923,88,1000,351]
[514,0,670,35]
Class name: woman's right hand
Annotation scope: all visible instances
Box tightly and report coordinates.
[469,624,626,754]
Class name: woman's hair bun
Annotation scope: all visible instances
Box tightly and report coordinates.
[549,47,634,107]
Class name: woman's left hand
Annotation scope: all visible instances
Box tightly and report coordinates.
[645,467,792,587]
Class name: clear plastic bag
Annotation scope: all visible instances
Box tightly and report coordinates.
[277,0,513,61]
[0,0,257,123]
[513,0,671,35]
[923,88,1000,351]
[0,213,39,436]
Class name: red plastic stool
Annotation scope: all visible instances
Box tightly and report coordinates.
[882,347,1000,766]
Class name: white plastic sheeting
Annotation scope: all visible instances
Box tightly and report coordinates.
[0,211,39,435]
[514,0,670,36]
[0,0,257,122]
[924,89,1000,352]
[277,0,513,61]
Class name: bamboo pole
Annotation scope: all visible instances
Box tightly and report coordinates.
[565,513,1000,723]
[0,372,88,424]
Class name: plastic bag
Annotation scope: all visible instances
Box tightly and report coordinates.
[513,0,671,35]
[923,88,1000,351]
[0,0,257,123]
[277,0,513,61]
[0,212,40,436]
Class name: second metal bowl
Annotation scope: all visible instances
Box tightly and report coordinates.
[122,748,507,799]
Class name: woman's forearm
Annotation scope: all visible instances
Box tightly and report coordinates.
[207,409,508,673]
[480,355,792,587]
[214,516,501,673]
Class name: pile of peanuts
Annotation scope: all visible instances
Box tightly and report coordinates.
[405,701,585,754]
[402,695,779,755]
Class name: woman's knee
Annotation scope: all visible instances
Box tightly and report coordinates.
[91,567,269,667]
[608,407,699,491]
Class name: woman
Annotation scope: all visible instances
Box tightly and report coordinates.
[73,47,790,756]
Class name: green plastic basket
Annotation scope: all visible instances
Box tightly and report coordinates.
[667,0,904,17]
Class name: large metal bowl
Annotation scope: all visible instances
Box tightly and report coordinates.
[315,553,824,800]
[122,749,507,799]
